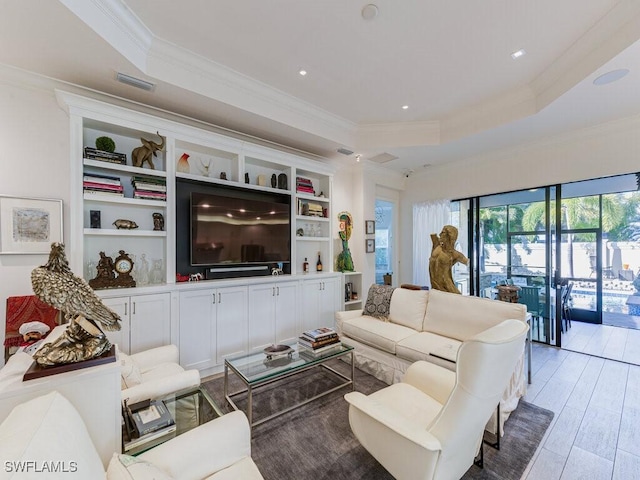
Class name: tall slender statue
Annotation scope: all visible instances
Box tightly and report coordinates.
[429,225,468,294]
[336,211,355,272]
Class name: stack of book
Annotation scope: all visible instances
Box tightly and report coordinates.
[131,176,167,201]
[298,327,341,354]
[83,173,124,197]
[301,201,324,217]
[296,176,315,195]
[84,146,127,165]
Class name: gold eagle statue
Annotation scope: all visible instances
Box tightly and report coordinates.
[30,242,121,365]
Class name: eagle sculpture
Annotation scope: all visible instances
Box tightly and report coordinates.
[31,242,121,332]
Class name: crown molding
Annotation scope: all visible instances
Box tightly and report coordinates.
[146,37,357,147]
[530,0,640,111]
[58,0,152,70]
[412,110,640,180]
[56,0,640,159]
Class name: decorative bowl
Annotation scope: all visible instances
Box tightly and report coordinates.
[263,344,293,359]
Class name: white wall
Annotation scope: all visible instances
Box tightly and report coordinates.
[0,75,72,360]
[399,114,640,285]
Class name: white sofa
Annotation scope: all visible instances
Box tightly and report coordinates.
[335,287,528,432]
[0,391,264,479]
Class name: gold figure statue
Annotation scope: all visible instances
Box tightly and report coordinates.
[30,243,121,366]
[429,225,469,294]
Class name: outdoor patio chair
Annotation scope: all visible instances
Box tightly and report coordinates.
[560,283,573,332]
[518,286,542,332]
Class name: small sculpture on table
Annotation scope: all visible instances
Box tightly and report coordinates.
[153,212,164,231]
[131,131,165,169]
[428,225,469,294]
[336,211,355,272]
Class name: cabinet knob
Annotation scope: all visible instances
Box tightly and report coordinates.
[218,292,221,303]
[124,303,127,315]
[277,286,279,296]
[212,293,216,304]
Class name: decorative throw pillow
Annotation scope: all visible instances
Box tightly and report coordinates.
[107,453,174,480]
[363,284,396,320]
[120,352,142,389]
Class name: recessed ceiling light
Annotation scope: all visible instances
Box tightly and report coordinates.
[299,69,307,76]
[511,49,526,60]
[402,105,409,110]
[362,4,378,20]
[593,68,629,86]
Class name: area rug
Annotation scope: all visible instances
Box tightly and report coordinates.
[202,360,553,480]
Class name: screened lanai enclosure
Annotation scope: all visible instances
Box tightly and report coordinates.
[451,172,640,349]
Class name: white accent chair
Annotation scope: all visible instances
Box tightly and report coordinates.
[120,344,201,405]
[0,391,264,479]
[344,319,528,480]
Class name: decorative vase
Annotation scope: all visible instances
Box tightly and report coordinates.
[177,153,190,173]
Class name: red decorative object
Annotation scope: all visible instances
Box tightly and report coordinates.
[176,273,190,282]
[5,296,60,349]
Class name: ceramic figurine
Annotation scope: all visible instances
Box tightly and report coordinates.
[177,153,190,173]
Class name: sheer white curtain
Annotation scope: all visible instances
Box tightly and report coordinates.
[413,200,451,287]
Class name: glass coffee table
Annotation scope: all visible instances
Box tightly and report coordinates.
[224,342,354,431]
[123,386,223,455]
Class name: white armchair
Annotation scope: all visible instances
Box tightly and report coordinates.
[344,319,528,480]
[120,344,200,405]
[0,391,264,479]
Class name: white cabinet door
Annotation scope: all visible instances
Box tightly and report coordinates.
[102,296,131,354]
[248,284,277,353]
[318,277,339,330]
[300,276,340,332]
[179,289,217,371]
[275,281,298,345]
[129,293,171,354]
[216,286,248,364]
[300,279,322,332]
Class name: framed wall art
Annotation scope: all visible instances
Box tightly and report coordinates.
[0,195,63,254]
[366,238,376,253]
[365,220,375,235]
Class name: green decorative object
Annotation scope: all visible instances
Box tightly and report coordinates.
[336,211,355,272]
[95,136,116,153]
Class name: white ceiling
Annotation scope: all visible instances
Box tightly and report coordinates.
[2,0,640,172]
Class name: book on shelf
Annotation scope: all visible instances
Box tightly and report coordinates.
[83,181,123,192]
[134,192,167,201]
[134,190,167,197]
[83,173,121,185]
[131,176,166,185]
[298,335,340,349]
[84,147,127,161]
[132,182,167,192]
[296,176,313,185]
[83,189,125,197]
[298,341,343,356]
[129,399,174,437]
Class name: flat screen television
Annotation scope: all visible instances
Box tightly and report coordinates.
[189,189,291,269]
